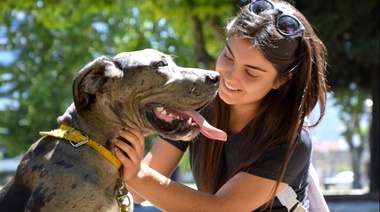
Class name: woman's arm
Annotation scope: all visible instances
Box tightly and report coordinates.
[126,166,288,212]
[115,128,289,212]
[142,136,184,179]
[115,128,184,203]
[308,164,330,212]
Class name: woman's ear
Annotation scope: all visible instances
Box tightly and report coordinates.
[273,72,293,89]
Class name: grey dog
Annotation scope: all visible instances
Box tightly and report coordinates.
[0,49,226,211]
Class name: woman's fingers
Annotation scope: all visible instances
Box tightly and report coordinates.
[118,127,145,155]
[114,127,146,180]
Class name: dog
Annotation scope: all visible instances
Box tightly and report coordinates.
[0,49,227,212]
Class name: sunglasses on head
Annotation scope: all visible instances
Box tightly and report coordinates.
[248,0,305,37]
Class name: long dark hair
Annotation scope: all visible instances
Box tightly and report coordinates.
[199,0,328,209]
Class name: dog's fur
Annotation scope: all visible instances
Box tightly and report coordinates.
[0,49,220,211]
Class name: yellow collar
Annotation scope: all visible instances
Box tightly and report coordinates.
[39,124,121,170]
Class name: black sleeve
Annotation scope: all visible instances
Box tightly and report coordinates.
[247,130,312,187]
[159,135,189,152]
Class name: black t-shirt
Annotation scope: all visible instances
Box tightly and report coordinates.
[162,113,312,211]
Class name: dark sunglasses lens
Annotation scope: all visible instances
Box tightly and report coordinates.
[277,16,300,35]
[250,1,273,13]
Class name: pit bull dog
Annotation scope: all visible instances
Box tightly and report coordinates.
[0,49,227,212]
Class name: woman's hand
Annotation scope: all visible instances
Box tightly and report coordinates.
[114,127,145,181]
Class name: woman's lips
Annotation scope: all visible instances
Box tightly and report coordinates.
[223,81,240,91]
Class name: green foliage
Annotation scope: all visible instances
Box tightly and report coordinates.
[0,0,200,156]
[338,164,352,172]
[0,0,378,164]
[144,133,158,153]
[296,0,379,190]
[178,149,191,171]
[0,0,242,156]
[296,0,379,91]
[138,0,235,59]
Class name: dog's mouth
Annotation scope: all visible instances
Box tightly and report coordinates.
[146,105,227,141]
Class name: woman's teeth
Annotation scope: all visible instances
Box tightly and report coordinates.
[225,82,239,91]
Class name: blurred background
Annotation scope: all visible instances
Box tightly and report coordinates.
[0,0,378,210]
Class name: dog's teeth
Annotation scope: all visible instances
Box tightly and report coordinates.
[187,117,192,124]
[157,107,164,112]
[190,123,197,126]
[161,109,167,115]
[168,113,173,117]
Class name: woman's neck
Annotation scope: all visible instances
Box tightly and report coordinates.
[228,104,258,135]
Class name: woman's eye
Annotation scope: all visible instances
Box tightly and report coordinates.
[224,54,233,62]
[155,61,167,68]
[246,70,257,78]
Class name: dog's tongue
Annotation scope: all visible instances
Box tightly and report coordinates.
[185,111,227,141]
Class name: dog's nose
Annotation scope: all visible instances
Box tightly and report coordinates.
[206,73,220,85]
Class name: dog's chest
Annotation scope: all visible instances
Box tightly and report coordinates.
[105,203,120,212]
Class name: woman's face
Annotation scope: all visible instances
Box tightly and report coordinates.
[215,36,284,107]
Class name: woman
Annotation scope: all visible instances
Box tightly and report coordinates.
[115,0,329,211]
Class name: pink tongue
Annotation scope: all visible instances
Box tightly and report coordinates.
[185,111,227,141]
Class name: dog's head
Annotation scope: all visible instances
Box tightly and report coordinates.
[72,49,226,141]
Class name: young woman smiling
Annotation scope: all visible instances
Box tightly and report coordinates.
[115,0,329,211]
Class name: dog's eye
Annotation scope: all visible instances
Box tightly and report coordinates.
[155,61,167,68]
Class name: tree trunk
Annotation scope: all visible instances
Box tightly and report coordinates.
[190,15,215,69]
[206,15,225,44]
[370,67,379,193]
[351,146,363,189]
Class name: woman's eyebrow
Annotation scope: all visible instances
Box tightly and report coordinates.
[245,64,267,73]
[225,42,234,58]
[226,42,267,73]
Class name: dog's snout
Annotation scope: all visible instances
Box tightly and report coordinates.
[206,73,220,85]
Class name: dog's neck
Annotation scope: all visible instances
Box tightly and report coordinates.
[57,103,125,148]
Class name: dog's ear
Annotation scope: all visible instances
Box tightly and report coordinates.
[73,56,123,110]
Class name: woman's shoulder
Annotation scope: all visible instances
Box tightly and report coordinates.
[298,128,313,150]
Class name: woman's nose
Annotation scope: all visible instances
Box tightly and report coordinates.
[224,65,239,81]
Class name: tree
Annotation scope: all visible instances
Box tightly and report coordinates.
[133,0,380,193]
[295,0,379,193]
[137,0,237,68]
[0,0,195,155]
[334,88,371,189]
[1,0,378,194]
